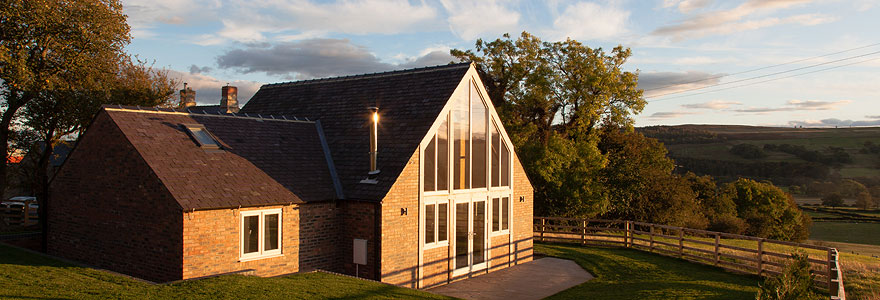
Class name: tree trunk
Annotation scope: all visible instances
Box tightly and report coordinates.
[35,126,57,253]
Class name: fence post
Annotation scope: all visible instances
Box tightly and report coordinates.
[678,227,684,259]
[828,248,833,293]
[581,220,586,245]
[649,224,655,252]
[625,221,631,248]
[540,218,545,242]
[757,239,764,276]
[714,233,720,266]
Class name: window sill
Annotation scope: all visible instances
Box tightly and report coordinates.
[490,230,510,237]
[239,253,283,262]
[424,241,449,250]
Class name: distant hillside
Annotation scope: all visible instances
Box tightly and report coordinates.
[638,125,880,187]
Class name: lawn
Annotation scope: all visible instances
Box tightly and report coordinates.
[0,243,451,299]
[535,243,761,300]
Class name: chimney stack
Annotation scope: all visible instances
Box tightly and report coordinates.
[221,84,239,113]
[179,83,196,108]
[368,107,380,175]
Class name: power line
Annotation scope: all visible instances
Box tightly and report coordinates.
[646,49,880,100]
[648,56,880,102]
[644,42,880,92]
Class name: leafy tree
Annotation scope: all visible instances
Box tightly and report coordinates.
[451,32,645,217]
[720,179,811,241]
[0,0,130,194]
[756,252,823,300]
[821,193,844,207]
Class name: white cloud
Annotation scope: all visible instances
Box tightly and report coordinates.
[663,0,712,13]
[652,0,836,41]
[549,1,631,41]
[168,70,263,106]
[122,0,221,39]
[647,111,699,119]
[734,100,851,113]
[788,118,880,127]
[639,70,725,98]
[439,0,520,41]
[681,100,742,109]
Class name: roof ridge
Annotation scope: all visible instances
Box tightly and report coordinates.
[102,105,314,123]
[262,62,471,89]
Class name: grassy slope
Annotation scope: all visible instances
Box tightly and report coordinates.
[535,243,761,300]
[0,244,451,300]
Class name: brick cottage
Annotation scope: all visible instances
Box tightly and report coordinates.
[48,62,534,288]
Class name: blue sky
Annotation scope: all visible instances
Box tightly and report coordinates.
[122,0,880,127]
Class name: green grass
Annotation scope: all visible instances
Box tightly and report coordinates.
[535,243,761,300]
[0,243,452,299]
[810,222,880,246]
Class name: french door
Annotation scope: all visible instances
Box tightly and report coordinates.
[452,193,488,277]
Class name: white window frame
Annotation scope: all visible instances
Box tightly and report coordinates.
[423,197,450,249]
[490,194,512,236]
[240,208,283,261]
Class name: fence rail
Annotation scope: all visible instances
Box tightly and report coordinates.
[1,204,37,226]
[534,217,845,299]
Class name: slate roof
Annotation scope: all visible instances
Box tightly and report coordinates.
[241,63,472,201]
[103,106,338,210]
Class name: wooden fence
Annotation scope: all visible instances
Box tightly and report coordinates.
[1,204,37,226]
[534,217,845,299]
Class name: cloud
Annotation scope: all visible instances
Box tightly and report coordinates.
[652,0,836,41]
[125,0,439,44]
[647,111,698,119]
[189,65,212,75]
[867,115,880,119]
[549,1,631,41]
[215,39,453,79]
[168,70,263,106]
[638,70,725,97]
[663,0,712,13]
[734,100,851,113]
[439,0,520,41]
[681,100,742,109]
[788,118,880,127]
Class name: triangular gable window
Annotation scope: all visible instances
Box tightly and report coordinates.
[423,79,510,192]
[183,124,221,150]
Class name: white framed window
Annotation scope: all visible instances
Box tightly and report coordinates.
[491,196,511,235]
[424,199,449,249]
[240,208,282,261]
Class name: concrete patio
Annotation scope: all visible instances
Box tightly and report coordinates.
[427,257,593,300]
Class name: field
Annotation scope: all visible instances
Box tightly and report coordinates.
[810,222,880,246]
[0,243,450,300]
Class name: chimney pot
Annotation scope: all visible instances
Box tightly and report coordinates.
[179,83,196,108]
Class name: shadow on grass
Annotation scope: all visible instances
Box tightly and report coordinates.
[537,242,761,300]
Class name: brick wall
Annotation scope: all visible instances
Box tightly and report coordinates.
[511,154,534,265]
[48,112,184,283]
[182,202,340,279]
[489,234,511,272]
[338,200,379,279]
[422,246,450,288]
[379,150,420,287]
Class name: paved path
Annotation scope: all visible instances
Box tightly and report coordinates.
[427,258,593,300]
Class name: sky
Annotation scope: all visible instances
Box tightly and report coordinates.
[122,0,880,127]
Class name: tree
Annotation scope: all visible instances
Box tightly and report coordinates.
[0,0,129,196]
[729,143,765,159]
[452,32,645,217]
[720,179,811,241]
[821,193,844,207]
[855,191,872,209]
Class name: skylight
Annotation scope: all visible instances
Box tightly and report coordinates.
[183,124,220,149]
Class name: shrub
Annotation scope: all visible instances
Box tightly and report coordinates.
[756,252,823,300]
